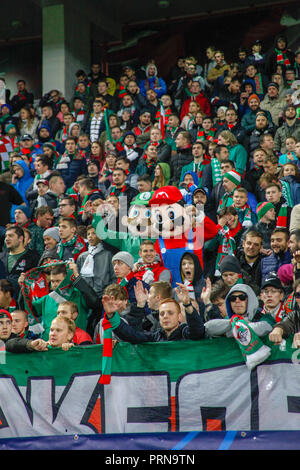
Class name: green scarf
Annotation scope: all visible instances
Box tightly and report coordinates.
[99,312,121,384]
[57,235,85,261]
[230,315,272,370]
[280,179,293,207]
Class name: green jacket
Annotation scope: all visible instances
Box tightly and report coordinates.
[32,273,100,340]
[228,144,248,176]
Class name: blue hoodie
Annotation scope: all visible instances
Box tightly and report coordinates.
[11,160,33,221]
[180,171,199,204]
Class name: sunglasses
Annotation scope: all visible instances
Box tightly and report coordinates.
[228,294,247,302]
[295,292,300,299]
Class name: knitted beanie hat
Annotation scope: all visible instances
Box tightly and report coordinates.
[248,93,260,105]
[112,251,134,270]
[43,227,60,243]
[223,170,241,187]
[14,205,31,219]
[219,255,242,275]
[256,202,275,220]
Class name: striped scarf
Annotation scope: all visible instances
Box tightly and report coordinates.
[73,109,85,123]
[99,312,121,385]
[261,301,287,323]
[230,315,272,370]
[218,192,234,213]
[275,48,291,67]
[280,179,294,207]
[211,158,222,186]
[57,235,86,262]
[235,204,253,227]
[110,183,127,196]
[193,158,210,186]
[143,153,157,170]
[215,226,236,274]
[102,167,114,178]
[254,73,264,96]
[276,203,288,228]
[197,128,216,141]
[118,85,128,99]
[79,190,101,215]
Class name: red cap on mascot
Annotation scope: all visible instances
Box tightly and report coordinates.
[149,186,183,206]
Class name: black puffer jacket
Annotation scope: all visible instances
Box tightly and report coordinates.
[169,147,193,186]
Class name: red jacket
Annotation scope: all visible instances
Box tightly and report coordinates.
[180,94,211,120]
[73,327,93,345]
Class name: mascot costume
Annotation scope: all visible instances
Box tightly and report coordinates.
[148,185,218,286]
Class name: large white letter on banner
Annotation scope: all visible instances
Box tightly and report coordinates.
[104,373,170,433]
[0,374,101,437]
[177,365,252,431]
[257,362,300,430]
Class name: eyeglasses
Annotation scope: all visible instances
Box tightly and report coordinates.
[228,294,247,302]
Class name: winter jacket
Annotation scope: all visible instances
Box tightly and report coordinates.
[76,243,117,297]
[272,302,300,339]
[274,120,300,154]
[260,95,286,127]
[241,108,273,135]
[260,249,292,284]
[228,144,248,176]
[139,65,167,98]
[108,306,205,344]
[0,248,40,297]
[56,152,88,190]
[11,160,34,221]
[169,147,193,186]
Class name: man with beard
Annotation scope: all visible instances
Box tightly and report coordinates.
[260,228,292,284]
[274,104,300,154]
[237,229,263,294]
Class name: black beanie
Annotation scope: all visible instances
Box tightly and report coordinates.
[219,255,241,275]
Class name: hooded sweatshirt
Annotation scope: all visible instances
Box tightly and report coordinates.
[204,283,275,338]
[179,252,205,308]
[11,160,33,221]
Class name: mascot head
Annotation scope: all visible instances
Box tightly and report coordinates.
[125,191,156,238]
[149,186,194,239]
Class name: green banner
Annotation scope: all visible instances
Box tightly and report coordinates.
[0,337,300,437]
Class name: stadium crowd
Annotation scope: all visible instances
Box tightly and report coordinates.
[0,33,300,371]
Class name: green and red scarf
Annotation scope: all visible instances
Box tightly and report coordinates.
[57,235,86,262]
[276,203,288,229]
[99,312,121,384]
[275,48,291,67]
[230,314,272,370]
[197,127,216,142]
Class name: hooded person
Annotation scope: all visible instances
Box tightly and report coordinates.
[179,251,205,309]
[118,131,142,170]
[34,123,59,157]
[10,159,33,222]
[204,283,275,368]
[139,63,167,98]
[265,34,295,78]
[179,171,200,205]
[152,162,171,190]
